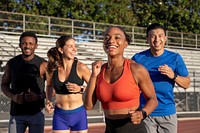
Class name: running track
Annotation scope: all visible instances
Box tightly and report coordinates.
[0,119,199,133]
[88,119,200,133]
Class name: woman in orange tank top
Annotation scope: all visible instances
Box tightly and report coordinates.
[84,26,158,133]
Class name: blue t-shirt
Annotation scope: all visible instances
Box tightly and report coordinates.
[132,49,188,116]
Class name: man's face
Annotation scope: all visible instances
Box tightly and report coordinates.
[19,36,38,57]
[147,28,166,54]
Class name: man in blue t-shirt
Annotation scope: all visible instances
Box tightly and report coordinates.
[132,23,190,133]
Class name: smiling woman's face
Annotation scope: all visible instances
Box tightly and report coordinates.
[103,27,128,56]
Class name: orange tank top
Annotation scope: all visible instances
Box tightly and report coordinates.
[96,59,140,110]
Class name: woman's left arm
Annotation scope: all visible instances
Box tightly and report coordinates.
[130,61,158,117]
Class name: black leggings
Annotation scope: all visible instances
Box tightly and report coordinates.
[105,117,147,133]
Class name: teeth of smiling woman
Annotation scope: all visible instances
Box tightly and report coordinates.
[108,46,117,49]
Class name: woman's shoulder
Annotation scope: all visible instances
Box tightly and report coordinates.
[76,60,90,72]
[129,59,148,74]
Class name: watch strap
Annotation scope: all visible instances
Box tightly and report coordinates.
[80,86,84,93]
[141,109,147,120]
[173,73,178,80]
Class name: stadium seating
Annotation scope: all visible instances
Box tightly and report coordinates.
[0,33,200,93]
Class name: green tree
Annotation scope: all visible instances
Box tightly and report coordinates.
[0,0,11,11]
[130,0,200,33]
[0,0,199,34]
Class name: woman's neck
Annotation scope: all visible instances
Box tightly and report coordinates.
[62,58,74,70]
[107,57,125,69]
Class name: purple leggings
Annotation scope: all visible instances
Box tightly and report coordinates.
[53,105,88,131]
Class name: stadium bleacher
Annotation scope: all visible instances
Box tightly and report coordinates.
[1,32,200,75]
[0,31,200,126]
[1,33,200,92]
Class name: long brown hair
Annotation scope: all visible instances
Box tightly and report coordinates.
[47,35,75,74]
[47,47,62,74]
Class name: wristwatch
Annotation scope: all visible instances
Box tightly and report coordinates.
[80,86,84,93]
[141,109,147,120]
[173,73,178,80]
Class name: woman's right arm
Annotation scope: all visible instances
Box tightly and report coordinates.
[84,75,98,110]
[84,60,103,110]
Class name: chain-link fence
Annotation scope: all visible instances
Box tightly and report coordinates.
[0,72,104,128]
[1,71,200,128]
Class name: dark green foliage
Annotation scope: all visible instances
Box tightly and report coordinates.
[0,0,199,33]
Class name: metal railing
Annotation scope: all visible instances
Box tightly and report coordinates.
[0,11,200,50]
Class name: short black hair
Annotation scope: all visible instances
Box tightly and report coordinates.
[146,23,166,37]
[19,31,38,44]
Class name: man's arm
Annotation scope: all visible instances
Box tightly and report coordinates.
[174,75,190,89]
[1,62,24,104]
[1,62,14,99]
[158,64,190,89]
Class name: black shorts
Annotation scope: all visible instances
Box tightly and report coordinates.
[105,117,147,133]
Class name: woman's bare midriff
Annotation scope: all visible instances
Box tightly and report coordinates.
[55,94,84,110]
[104,106,139,120]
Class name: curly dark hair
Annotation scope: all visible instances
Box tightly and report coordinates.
[19,31,38,44]
[104,26,132,44]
